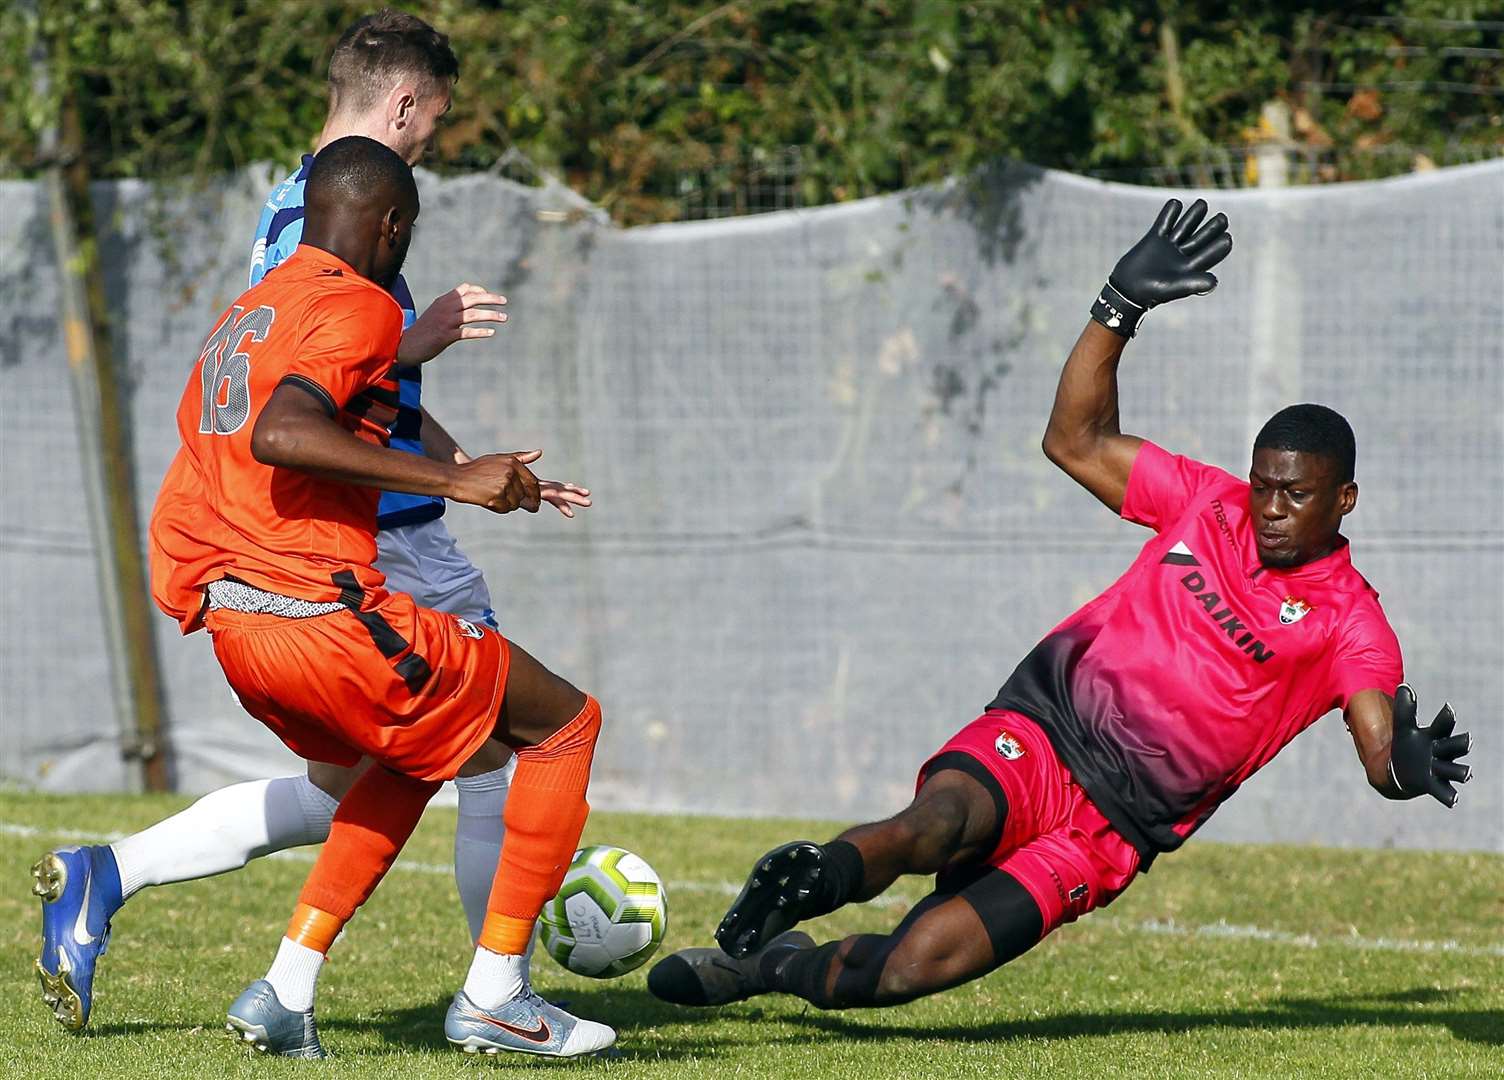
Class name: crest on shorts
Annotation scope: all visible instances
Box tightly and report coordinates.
[994,731,1025,761]
[1279,596,1313,624]
[454,617,485,640]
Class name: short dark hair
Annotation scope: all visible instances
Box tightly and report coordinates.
[328,9,458,114]
[306,135,417,215]
[1254,403,1356,483]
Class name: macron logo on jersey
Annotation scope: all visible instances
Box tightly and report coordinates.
[1162,539,1199,567]
[1160,541,1275,664]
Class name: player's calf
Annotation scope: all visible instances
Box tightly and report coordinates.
[717,771,1002,959]
[456,674,611,1051]
[839,778,995,895]
[866,918,989,1004]
[757,929,989,1011]
[474,690,600,957]
[753,870,1043,1010]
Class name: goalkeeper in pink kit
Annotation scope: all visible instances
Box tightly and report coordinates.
[648,198,1476,1011]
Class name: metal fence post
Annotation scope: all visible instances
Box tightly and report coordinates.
[28,4,169,792]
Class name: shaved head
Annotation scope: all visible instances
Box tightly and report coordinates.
[302,135,419,287]
[1254,403,1356,483]
[306,134,418,221]
[1248,403,1359,568]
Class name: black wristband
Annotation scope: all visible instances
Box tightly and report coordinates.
[1090,280,1147,338]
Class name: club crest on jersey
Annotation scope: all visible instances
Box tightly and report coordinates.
[454,617,485,640]
[994,732,1025,761]
[1279,596,1313,625]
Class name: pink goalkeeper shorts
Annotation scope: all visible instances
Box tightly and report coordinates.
[919,709,1143,938]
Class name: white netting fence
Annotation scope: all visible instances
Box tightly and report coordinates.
[1,160,1499,852]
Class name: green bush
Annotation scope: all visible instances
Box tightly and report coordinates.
[3,1,1499,223]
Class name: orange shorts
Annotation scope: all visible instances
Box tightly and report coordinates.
[205,589,508,782]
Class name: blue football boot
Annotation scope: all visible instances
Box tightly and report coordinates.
[226,980,327,1059]
[444,988,615,1057]
[33,845,124,1030]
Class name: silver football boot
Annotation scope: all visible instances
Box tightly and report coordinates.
[226,979,327,1059]
[444,987,615,1057]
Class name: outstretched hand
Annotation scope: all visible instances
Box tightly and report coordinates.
[397,283,508,365]
[1388,684,1473,808]
[449,449,541,515]
[448,442,589,518]
[539,480,592,519]
[1091,198,1233,337]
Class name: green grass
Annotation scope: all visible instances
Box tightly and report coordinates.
[2,791,1501,1079]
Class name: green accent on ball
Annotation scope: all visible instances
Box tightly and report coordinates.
[613,901,660,924]
[541,845,668,978]
[578,845,634,894]
[558,870,625,920]
[537,918,574,967]
[576,845,619,869]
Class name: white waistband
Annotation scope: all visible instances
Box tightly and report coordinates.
[206,578,344,619]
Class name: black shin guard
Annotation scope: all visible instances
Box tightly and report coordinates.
[768,871,1045,1010]
[763,933,900,1009]
[765,934,896,1009]
[830,934,899,1006]
[762,940,844,1006]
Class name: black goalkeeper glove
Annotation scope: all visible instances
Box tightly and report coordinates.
[1091,198,1233,338]
[1388,684,1473,808]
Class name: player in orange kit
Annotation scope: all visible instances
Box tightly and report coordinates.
[148,135,613,1058]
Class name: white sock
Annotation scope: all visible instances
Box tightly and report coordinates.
[111,775,337,901]
[263,937,325,1013]
[463,946,528,1011]
[453,761,515,940]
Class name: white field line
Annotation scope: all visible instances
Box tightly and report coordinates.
[1100,916,1504,958]
[5,820,1500,958]
[0,818,791,900]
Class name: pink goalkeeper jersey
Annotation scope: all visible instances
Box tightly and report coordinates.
[989,441,1402,862]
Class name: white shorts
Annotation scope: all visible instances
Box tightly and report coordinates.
[375,517,496,628]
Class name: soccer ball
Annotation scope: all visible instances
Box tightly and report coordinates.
[538,845,668,978]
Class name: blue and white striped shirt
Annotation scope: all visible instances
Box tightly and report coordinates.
[250,155,444,530]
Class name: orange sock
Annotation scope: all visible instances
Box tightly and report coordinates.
[477,695,602,955]
[293,765,440,944]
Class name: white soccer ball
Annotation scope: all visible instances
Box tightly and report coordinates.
[538,845,668,978]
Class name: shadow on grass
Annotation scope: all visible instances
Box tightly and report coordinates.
[782,986,1503,1048]
[87,986,1497,1058]
[328,985,739,1060]
[84,985,740,1059]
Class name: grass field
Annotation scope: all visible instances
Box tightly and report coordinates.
[2,790,1500,1079]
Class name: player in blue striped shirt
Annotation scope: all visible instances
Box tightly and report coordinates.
[35,11,592,1049]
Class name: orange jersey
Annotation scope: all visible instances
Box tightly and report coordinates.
[150,245,406,632]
